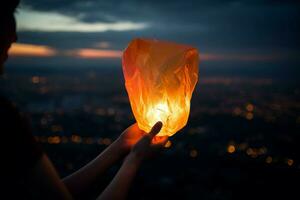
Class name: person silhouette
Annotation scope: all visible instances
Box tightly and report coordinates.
[0,1,168,199]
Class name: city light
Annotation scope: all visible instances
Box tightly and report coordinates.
[246,103,254,112]
[287,159,294,166]
[190,149,198,158]
[164,140,172,148]
[227,145,236,154]
[265,156,272,164]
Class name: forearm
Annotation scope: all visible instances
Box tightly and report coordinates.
[63,139,126,196]
[97,153,141,200]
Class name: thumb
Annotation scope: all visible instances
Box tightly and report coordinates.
[148,121,163,139]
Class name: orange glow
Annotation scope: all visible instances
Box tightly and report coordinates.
[164,140,172,148]
[190,149,198,158]
[97,138,112,146]
[122,39,199,136]
[227,145,236,153]
[102,138,112,145]
[47,136,61,144]
[83,137,94,144]
[97,138,104,145]
[287,159,294,166]
[51,125,63,132]
[71,135,82,143]
[266,156,272,164]
[72,48,122,59]
[8,43,56,57]
[94,41,110,48]
[246,112,254,120]
[200,53,281,62]
[246,103,254,112]
[246,148,254,156]
[258,147,267,155]
[32,76,40,84]
[233,107,242,116]
[200,53,224,61]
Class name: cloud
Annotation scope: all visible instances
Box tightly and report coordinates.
[8,43,122,59]
[16,7,148,32]
[18,0,300,50]
[200,52,293,62]
[12,0,300,69]
[10,42,295,63]
[93,42,111,49]
[9,43,57,57]
[67,48,122,59]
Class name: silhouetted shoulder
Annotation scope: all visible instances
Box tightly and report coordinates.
[0,96,43,175]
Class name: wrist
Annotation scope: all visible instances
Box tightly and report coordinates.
[109,139,127,159]
[125,151,143,166]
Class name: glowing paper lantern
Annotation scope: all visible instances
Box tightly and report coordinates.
[122,38,199,136]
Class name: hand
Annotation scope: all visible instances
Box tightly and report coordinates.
[128,121,168,163]
[116,123,145,153]
[97,122,167,200]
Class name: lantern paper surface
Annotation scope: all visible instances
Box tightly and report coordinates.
[122,38,199,136]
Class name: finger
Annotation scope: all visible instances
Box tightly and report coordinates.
[121,123,144,138]
[148,121,163,139]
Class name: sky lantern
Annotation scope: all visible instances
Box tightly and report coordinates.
[122,38,199,136]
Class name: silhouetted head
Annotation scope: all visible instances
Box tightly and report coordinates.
[0,0,20,74]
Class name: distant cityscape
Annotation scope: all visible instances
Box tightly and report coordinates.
[1,65,299,199]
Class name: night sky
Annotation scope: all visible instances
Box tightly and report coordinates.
[7,0,300,77]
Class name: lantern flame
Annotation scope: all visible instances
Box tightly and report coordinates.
[144,100,185,136]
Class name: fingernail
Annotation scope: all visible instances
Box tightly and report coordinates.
[156,121,163,126]
[152,121,163,133]
[155,121,163,129]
